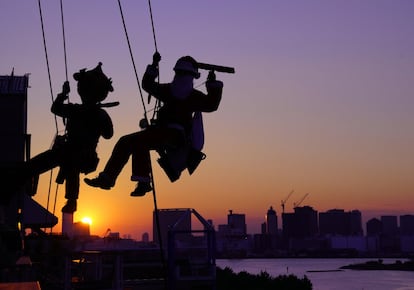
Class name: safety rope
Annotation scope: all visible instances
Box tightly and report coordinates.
[148,0,168,288]
[60,0,69,83]
[117,0,148,124]
[38,0,69,229]
[147,0,162,123]
[148,0,158,52]
[117,0,167,283]
[37,0,59,133]
[37,0,57,230]
[50,0,70,226]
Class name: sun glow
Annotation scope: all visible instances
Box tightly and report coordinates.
[81,217,92,225]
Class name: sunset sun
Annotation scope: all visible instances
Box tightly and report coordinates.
[81,217,92,225]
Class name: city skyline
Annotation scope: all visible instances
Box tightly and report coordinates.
[209,205,414,236]
[1,1,413,239]
[104,205,413,239]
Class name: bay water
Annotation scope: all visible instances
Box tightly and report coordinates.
[217,258,414,290]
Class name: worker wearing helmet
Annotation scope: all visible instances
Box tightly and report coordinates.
[84,52,224,196]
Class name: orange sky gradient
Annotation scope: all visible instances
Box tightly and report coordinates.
[2,1,414,239]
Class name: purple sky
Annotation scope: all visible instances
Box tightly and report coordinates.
[1,1,414,238]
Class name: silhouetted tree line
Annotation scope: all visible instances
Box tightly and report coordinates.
[216,266,312,290]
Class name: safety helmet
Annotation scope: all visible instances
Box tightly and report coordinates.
[173,56,200,79]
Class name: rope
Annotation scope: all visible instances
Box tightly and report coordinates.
[52,182,59,220]
[148,0,158,52]
[147,0,162,123]
[44,169,54,233]
[38,0,59,233]
[38,0,69,231]
[117,0,148,123]
[117,0,166,284]
[59,0,69,82]
[147,1,167,283]
[37,0,59,133]
[149,166,167,282]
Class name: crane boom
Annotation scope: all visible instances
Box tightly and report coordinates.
[294,193,309,208]
[281,190,294,213]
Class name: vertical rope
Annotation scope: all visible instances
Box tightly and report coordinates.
[37,0,59,133]
[116,2,166,285]
[38,0,69,232]
[148,0,158,52]
[38,0,59,233]
[147,0,161,123]
[52,183,59,218]
[59,0,69,82]
[147,1,167,286]
[117,0,148,123]
[149,166,167,284]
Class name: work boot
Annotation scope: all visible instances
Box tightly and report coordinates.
[84,173,113,190]
[62,199,77,213]
[130,182,152,197]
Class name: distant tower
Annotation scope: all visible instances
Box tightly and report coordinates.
[319,209,363,236]
[266,206,278,235]
[283,206,318,239]
[227,210,247,236]
[400,215,414,236]
[261,222,267,234]
[142,232,149,243]
[381,215,398,236]
[366,218,382,236]
[350,210,363,236]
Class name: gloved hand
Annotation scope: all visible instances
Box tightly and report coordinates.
[62,81,70,94]
[152,51,161,66]
[56,81,70,101]
[207,70,216,81]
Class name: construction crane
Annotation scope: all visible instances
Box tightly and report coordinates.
[293,193,309,208]
[281,190,294,213]
[102,228,111,238]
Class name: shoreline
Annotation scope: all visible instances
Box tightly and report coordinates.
[340,259,414,271]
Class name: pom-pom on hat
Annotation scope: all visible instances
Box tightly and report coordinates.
[73,62,113,104]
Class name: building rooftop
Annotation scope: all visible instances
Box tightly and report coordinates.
[0,74,29,95]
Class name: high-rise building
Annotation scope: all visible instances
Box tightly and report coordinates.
[227,210,247,236]
[261,222,266,234]
[350,210,363,236]
[282,206,318,239]
[216,210,249,257]
[366,218,382,236]
[265,206,278,235]
[381,215,398,236]
[319,209,348,236]
[319,209,363,236]
[400,215,414,236]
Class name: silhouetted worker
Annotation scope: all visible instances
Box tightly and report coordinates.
[25,63,115,213]
[84,52,223,196]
